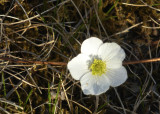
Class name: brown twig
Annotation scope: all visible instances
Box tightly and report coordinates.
[0,57,67,66]
[0,57,160,66]
[123,58,160,65]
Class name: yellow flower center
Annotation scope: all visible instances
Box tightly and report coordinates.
[90,59,106,76]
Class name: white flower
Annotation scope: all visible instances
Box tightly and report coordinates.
[67,37,128,95]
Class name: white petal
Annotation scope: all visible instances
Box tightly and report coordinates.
[80,72,110,95]
[67,54,90,80]
[106,58,123,69]
[81,37,103,56]
[106,66,127,87]
[98,43,125,68]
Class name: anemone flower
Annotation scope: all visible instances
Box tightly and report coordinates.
[67,37,127,95]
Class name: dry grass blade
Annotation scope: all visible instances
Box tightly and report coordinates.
[0,98,23,110]
[0,106,10,114]
[0,18,2,42]
[70,100,92,114]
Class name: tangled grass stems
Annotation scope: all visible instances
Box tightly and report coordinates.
[0,0,160,113]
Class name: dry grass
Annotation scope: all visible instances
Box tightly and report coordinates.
[0,0,160,113]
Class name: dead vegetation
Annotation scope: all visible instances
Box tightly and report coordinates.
[0,0,160,113]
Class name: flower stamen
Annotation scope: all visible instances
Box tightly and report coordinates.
[90,59,106,76]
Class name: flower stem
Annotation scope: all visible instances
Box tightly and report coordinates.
[94,95,99,114]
